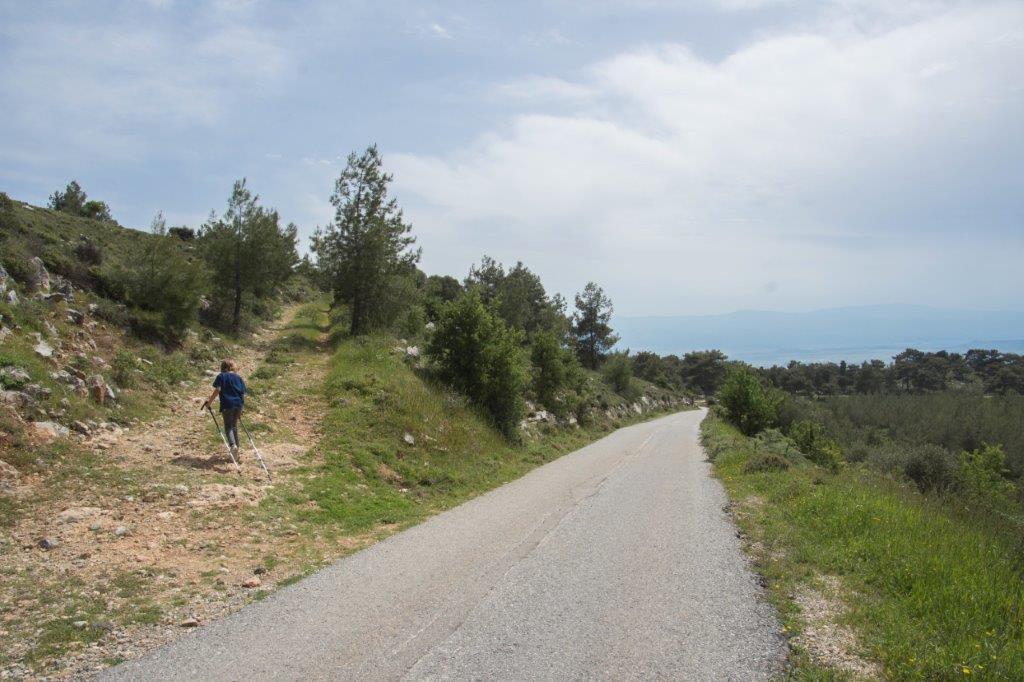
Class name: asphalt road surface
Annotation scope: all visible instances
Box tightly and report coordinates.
[102,408,785,681]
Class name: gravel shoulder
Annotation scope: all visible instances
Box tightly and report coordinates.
[103,408,786,681]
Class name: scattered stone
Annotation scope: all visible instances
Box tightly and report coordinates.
[241,576,261,588]
[403,432,415,446]
[156,511,175,520]
[89,522,102,531]
[0,390,31,408]
[43,320,59,337]
[23,384,51,400]
[179,618,200,628]
[31,421,70,441]
[140,358,153,366]
[404,346,420,361]
[0,326,10,343]
[73,621,88,629]
[173,484,189,495]
[0,459,19,491]
[88,375,116,405]
[0,366,30,384]
[38,537,60,550]
[66,309,85,325]
[56,507,102,524]
[6,290,18,305]
[112,526,130,537]
[33,336,54,359]
[0,264,7,293]
[70,420,90,435]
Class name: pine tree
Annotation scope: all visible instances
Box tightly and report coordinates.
[312,145,420,335]
[571,282,619,369]
[199,179,298,332]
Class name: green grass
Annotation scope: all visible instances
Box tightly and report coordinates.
[703,412,1024,680]
[256,306,689,543]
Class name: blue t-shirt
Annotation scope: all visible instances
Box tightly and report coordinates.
[213,372,246,411]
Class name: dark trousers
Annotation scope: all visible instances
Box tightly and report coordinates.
[222,407,242,448]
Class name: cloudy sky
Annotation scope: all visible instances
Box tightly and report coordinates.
[1,0,1021,315]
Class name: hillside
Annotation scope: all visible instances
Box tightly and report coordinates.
[0,200,691,678]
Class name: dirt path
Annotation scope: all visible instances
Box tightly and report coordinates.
[0,303,337,680]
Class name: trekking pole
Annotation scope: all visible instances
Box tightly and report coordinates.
[239,418,272,482]
[204,403,241,473]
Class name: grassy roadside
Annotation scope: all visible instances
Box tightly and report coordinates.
[702,411,1024,680]
[255,310,694,564]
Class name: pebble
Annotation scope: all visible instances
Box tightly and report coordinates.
[113,526,129,537]
[38,537,60,550]
[179,618,199,628]
[241,576,261,588]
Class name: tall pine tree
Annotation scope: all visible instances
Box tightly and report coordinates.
[571,282,619,369]
[312,145,420,335]
[199,179,298,332]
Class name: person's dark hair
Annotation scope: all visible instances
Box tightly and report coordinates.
[221,359,237,372]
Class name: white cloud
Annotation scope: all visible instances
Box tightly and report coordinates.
[391,2,1024,314]
[430,22,452,39]
[0,8,292,162]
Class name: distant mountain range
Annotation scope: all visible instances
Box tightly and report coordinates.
[614,305,1024,367]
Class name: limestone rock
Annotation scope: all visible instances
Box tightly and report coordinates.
[6,289,19,305]
[88,375,116,405]
[403,432,415,446]
[0,366,30,384]
[33,336,54,359]
[32,421,70,441]
[27,257,50,294]
[56,507,102,524]
[0,390,31,408]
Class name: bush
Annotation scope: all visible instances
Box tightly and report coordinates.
[902,443,957,492]
[111,349,137,388]
[956,443,1016,510]
[602,353,641,402]
[717,366,782,436]
[789,420,843,471]
[744,452,791,473]
[530,331,583,416]
[75,239,104,265]
[107,233,209,344]
[168,226,195,241]
[427,291,529,436]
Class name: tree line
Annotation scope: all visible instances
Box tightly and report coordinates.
[758,348,1024,396]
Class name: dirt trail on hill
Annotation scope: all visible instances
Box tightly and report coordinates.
[0,305,341,680]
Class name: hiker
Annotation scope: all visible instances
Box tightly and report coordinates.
[203,360,246,457]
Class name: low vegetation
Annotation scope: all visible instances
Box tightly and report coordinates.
[703,412,1024,679]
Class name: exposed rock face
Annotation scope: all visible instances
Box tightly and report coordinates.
[27,256,50,294]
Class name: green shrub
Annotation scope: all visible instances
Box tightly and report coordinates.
[956,443,1016,510]
[789,419,843,471]
[427,290,529,437]
[717,366,782,436]
[111,349,137,388]
[530,331,583,416]
[602,353,641,402]
[106,232,209,344]
[744,452,791,473]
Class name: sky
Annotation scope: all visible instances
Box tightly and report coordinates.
[1,0,1022,316]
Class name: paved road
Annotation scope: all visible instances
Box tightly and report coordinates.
[102,409,785,681]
